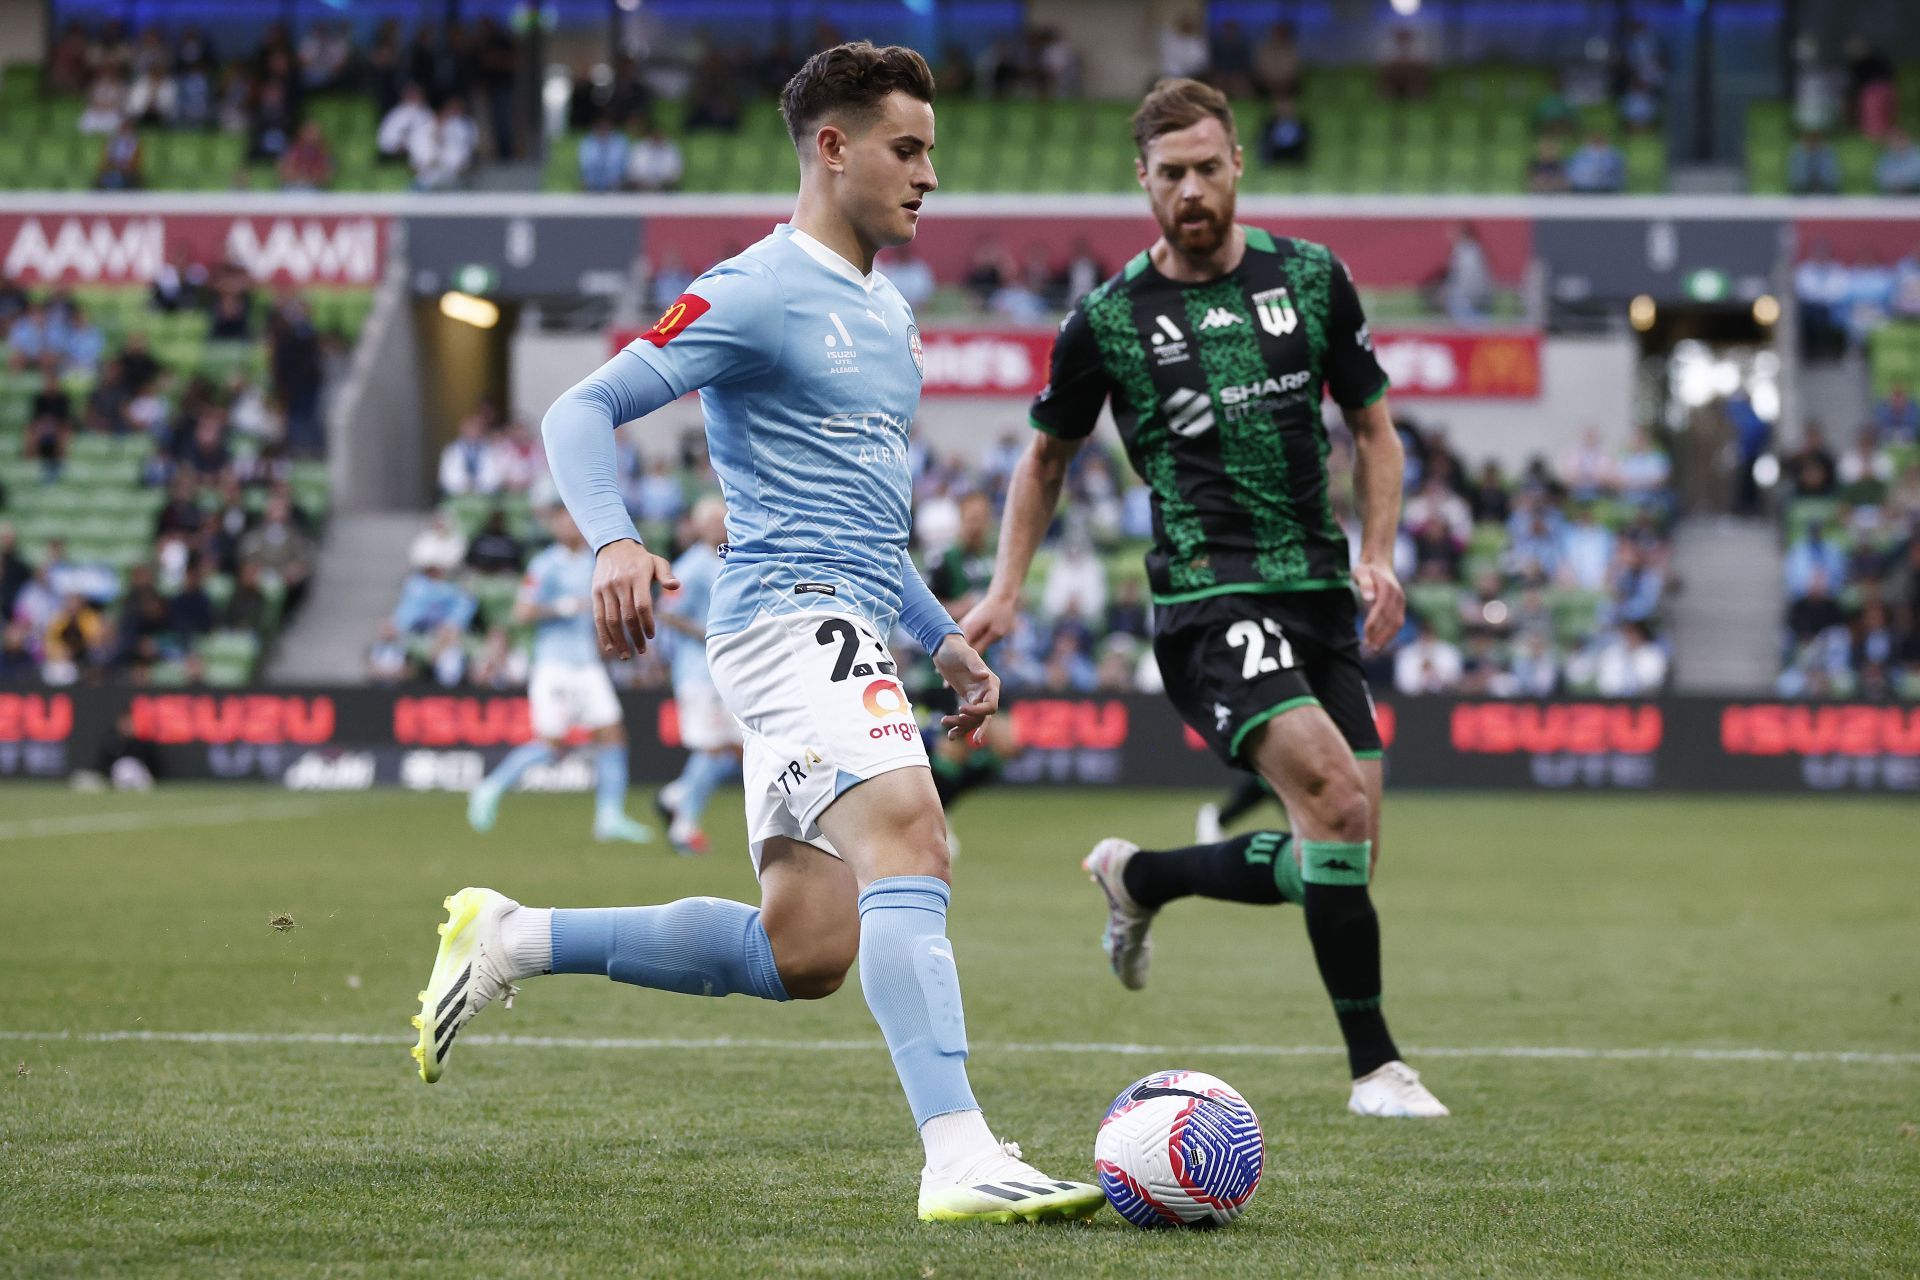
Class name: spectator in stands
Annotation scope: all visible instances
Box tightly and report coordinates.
[183,412,232,483]
[1395,618,1463,693]
[411,99,480,190]
[0,619,35,682]
[0,525,29,622]
[1562,427,1619,500]
[393,552,476,638]
[1617,426,1673,509]
[1566,129,1627,193]
[223,561,270,632]
[1042,533,1107,623]
[298,20,351,92]
[10,559,60,642]
[277,122,334,191]
[439,414,506,497]
[1036,26,1081,98]
[1378,28,1433,101]
[0,274,26,331]
[1837,428,1895,500]
[1507,630,1560,696]
[149,254,207,314]
[1874,384,1920,442]
[30,363,72,427]
[7,302,59,369]
[162,560,210,641]
[1528,136,1569,193]
[1405,475,1472,548]
[47,22,89,95]
[493,417,544,492]
[577,117,628,193]
[1158,14,1210,81]
[239,493,314,617]
[934,43,975,98]
[1619,78,1659,134]
[1788,128,1841,195]
[79,70,128,135]
[62,306,104,373]
[624,121,685,193]
[470,626,530,690]
[42,592,111,685]
[647,251,694,310]
[175,44,215,130]
[428,622,468,687]
[268,297,324,454]
[1209,20,1254,98]
[1253,21,1302,99]
[475,16,518,157]
[1259,97,1310,168]
[124,58,176,127]
[1591,621,1668,696]
[1467,459,1511,524]
[114,563,173,667]
[685,62,742,132]
[247,79,296,163]
[1559,504,1617,592]
[366,620,412,683]
[409,509,468,573]
[208,281,254,341]
[879,245,936,310]
[378,83,434,165]
[26,409,68,478]
[1875,128,1920,195]
[1846,37,1897,139]
[964,237,1014,313]
[464,509,524,575]
[1784,521,1849,599]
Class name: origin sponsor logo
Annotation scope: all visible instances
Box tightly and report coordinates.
[284,750,376,791]
[862,679,912,719]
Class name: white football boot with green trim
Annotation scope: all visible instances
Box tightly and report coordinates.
[410,887,521,1083]
[1081,838,1154,991]
[918,1140,1105,1224]
[1349,1061,1450,1118]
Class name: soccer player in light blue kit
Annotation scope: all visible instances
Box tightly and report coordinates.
[409,42,1103,1223]
[652,495,742,855]
[464,501,653,844]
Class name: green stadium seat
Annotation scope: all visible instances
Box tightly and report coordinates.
[1624,135,1666,193]
[1836,136,1879,193]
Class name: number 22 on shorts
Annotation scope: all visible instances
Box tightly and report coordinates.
[1226,618,1294,679]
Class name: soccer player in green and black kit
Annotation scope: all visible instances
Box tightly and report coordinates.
[963,79,1446,1117]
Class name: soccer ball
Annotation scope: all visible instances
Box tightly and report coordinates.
[1095,1069,1263,1228]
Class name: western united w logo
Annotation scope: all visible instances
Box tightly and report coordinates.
[1252,286,1297,337]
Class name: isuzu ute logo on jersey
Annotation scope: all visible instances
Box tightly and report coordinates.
[1252,286,1298,336]
[641,293,710,347]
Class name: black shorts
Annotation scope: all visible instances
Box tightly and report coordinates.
[1154,587,1382,766]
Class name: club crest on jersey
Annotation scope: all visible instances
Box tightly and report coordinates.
[641,293,710,347]
[907,323,924,377]
[1252,286,1298,337]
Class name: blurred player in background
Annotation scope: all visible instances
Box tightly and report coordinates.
[464,501,654,844]
[966,78,1446,1119]
[920,488,1024,825]
[412,42,1102,1224]
[653,495,742,855]
[1195,771,1278,843]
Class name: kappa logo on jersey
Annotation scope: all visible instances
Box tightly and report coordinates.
[1197,307,1244,331]
[640,293,711,347]
[1252,286,1298,337]
[1162,388,1216,438]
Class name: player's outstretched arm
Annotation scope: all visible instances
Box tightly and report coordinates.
[1346,395,1407,653]
[541,353,682,657]
[930,634,1001,743]
[962,432,1082,648]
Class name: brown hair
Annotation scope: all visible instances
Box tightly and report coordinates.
[1131,77,1237,156]
[780,40,936,149]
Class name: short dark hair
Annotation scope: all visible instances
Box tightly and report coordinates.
[1131,77,1237,156]
[780,40,935,150]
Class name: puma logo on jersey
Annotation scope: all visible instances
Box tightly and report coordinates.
[1197,308,1244,330]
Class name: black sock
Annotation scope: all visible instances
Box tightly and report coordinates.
[1216,773,1272,826]
[932,750,1000,810]
[1120,831,1298,911]
[1298,840,1399,1079]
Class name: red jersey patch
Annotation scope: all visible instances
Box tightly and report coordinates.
[640,293,711,347]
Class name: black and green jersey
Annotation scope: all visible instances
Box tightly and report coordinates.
[927,542,994,607]
[1029,227,1388,604]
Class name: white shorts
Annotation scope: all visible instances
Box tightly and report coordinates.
[675,678,743,752]
[707,609,928,871]
[528,660,623,741]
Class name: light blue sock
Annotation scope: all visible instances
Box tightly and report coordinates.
[857,876,978,1126]
[594,744,629,820]
[550,899,788,1000]
[484,741,554,793]
[678,750,739,825]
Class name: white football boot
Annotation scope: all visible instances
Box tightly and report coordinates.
[1348,1060,1450,1118]
[1194,802,1224,844]
[411,887,521,1083]
[918,1139,1106,1223]
[1081,838,1154,991]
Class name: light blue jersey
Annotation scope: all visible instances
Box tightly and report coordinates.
[542,223,960,658]
[519,543,600,668]
[663,541,723,689]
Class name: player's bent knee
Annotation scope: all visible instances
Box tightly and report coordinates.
[768,929,857,1000]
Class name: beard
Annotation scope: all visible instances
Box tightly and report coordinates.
[1159,196,1235,259]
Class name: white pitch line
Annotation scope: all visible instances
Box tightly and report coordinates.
[0,1029,1915,1066]
[0,800,328,842]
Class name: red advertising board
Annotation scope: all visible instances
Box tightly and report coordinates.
[608,324,1540,399]
[0,212,387,286]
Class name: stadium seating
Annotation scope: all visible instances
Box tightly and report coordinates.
[1745,81,1920,195]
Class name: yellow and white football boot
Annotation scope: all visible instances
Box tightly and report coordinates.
[410,887,521,1083]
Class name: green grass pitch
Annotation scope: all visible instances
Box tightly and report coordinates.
[3,783,1917,1277]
